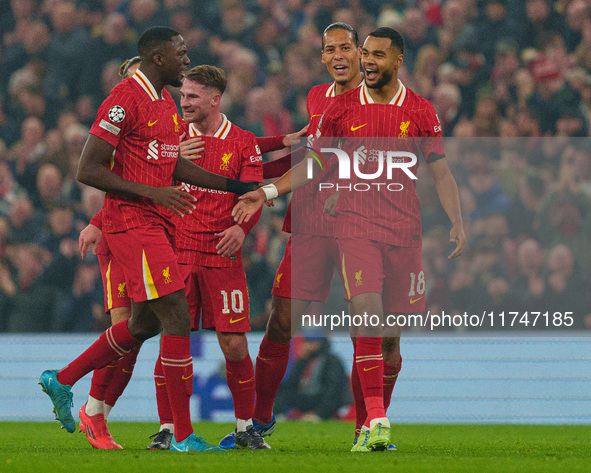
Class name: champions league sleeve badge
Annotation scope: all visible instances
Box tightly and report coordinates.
[108,105,126,123]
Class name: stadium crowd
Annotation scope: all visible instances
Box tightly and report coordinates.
[1,0,591,332]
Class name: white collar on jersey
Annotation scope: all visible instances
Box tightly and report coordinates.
[360,79,406,106]
[188,114,232,139]
[325,79,365,97]
[132,70,162,101]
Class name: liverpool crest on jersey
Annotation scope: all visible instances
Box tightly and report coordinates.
[399,121,410,139]
[220,152,232,171]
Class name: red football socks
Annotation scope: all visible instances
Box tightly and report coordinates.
[351,343,367,432]
[57,320,140,387]
[253,335,290,424]
[383,355,402,411]
[104,345,140,407]
[154,354,173,425]
[89,361,116,401]
[226,355,255,421]
[160,335,193,442]
[355,337,386,421]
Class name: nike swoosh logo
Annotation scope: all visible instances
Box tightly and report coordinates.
[311,114,322,118]
[363,366,379,372]
[351,123,368,131]
[230,317,246,324]
[181,374,193,380]
[122,369,133,373]
[239,377,254,384]
[148,120,158,126]
[257,355,271,361]
[156,382,166,386]
[410,296,424,304]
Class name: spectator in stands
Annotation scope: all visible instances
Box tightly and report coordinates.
[7,196,45,245]
[506,173,546,241]
[401,8,437,73]
[0,217,15,331]
[125,0,170,35]
[527,52,580,135]
[33,163,64,212]
[522,0,565,50]
[5,243,55,332]
[0,20,50,96]
[80,13,135,104]
[413,44,443,99]
[217,0,257,48]
[564,0,589,52]
[35,203,77,255]
[432,83,462,136]
[0,162,28,219]
[536,186,591,271]
[542,244,590,327]
[275,335,351,421]
[43,2,91,108]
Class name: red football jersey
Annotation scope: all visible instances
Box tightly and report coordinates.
[317,81,445,247]
[286,81,363,236]
[175,115,263,267]
[89,70,181,233]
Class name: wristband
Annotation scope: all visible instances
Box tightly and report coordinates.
[227,179,258,195]
[261,184,279,200]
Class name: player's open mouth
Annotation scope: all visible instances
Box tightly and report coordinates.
[365,68,378,80]
[333,65,348,75]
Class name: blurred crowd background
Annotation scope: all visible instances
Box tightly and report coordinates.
[1,0,591,333]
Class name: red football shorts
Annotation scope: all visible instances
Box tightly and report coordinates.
[271,237,292,299]
[290,234,340,302]
[178,262,250,332]
[98,248,131,313]
[104,223,185,303]
[337,237,425,314]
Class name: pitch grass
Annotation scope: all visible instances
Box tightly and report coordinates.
[0,422,590,473]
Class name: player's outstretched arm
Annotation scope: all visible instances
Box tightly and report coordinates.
[282,124,309,148]
[77,135,197,216]
[427,158,467,259]
[173,156,259,196]
[232,147,325,224]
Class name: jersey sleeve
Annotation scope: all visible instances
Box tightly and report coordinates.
[90,208,103,230]
[238,135,263,183]
[89,85,136,149]
[419,100,445,163]
[257,135,286,154]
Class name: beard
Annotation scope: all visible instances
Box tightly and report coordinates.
[169,78,183,88]
[366,69,393,89]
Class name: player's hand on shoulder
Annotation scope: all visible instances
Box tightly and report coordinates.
[146,184,197,217]
[215,224,246,257]
[79,224,102,259]
[179,132,205,159]
[232,188,267,224]
[448,222,467,259]
[323,191,339,217]
[283,124,309,148]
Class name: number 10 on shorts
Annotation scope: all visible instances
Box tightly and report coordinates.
[221,290,245,314]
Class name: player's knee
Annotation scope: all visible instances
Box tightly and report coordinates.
[219,333,248,361]
[110,307,131,325]
[266,313,291,343]
[382,337,400,365]
[128,317,161,341]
